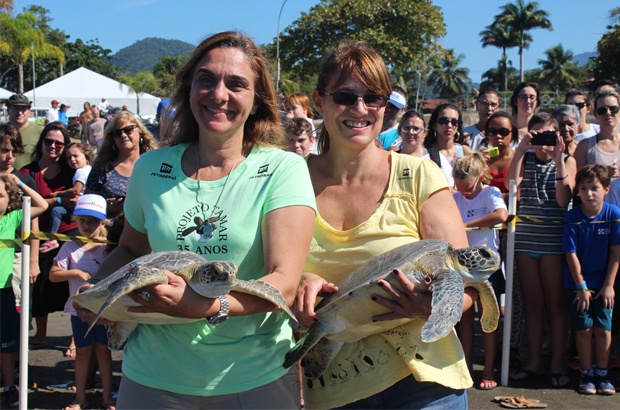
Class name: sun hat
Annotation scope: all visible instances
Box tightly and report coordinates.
[8,94,32,107]
[388,91,406,109]
[73,194,107,220]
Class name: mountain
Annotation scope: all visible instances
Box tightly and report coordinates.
[112,38,195,73]
[572,51,597,67]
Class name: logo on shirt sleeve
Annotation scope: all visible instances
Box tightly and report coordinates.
[151,162,176,180]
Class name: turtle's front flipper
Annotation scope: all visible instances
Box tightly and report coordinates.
[421,269,464,343]
[467,280,500,333]
[86,266,167,335]
[301,338,344,379]
[233,279,297,322]
[107,322,138,350]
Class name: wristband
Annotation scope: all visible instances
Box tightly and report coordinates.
[18,181,25,189]
[56,197,62,204]
[576,282,587,290]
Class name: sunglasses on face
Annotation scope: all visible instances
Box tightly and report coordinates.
[401,125,425,134]
[595,105,620,116]
[437,117,461,127]
[43,138,65,148]
[320,89,389,108]
[112,124,138,138]
[487,127,512,137]
[570,102,587,110]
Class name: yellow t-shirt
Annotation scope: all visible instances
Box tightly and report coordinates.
[304,152,472,409]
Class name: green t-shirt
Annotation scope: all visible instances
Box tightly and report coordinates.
[123,143,316,395]
[14,123,44,170]
[0,210,22,288]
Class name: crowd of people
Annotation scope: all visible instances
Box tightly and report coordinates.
[1,30,619,409]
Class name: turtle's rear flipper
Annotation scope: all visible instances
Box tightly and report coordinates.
[468,280,500,333]
[234,279,297,323]
[283,325,326,369]
[301,338,344,379]
[421,269,464,343]
[107,322,138,350]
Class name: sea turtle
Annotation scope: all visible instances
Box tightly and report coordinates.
[283,239,500,378]
[71,251,296,350]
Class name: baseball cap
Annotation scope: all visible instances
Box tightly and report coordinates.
[73,194,107,220]
[51,100,59,105]
[388,91,406,109]
[8,94,32,107]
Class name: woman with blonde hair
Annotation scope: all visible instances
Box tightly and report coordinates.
[85,111,157,216]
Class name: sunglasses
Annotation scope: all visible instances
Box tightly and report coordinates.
[401,125,425,134]
[570,102,587,110]
[487,127,512,137]
[43,138,65,148]
[437,117,461,127]
[595,105,620,116]
[112,124,138,138]
[320,89,389,108]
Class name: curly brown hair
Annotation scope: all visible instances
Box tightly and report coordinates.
[0,174,22,214]
[65,142,95,164]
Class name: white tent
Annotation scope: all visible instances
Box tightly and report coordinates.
[0,86,12,99]
[24,67,161,116]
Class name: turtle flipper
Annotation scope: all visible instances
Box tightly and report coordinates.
[107,322,138,350]
[421,269,464,343]
[301,338,344,379]
[468,280,500,333]
[233,279,297,323]
[86,266,168,335]
[283,325,327,369]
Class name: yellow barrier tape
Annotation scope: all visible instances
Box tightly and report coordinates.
[0,231,114,249]
[464,215,620,231]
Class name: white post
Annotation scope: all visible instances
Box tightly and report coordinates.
[500,180,517,386]
[19,196,31,410]
[276,0,288,94]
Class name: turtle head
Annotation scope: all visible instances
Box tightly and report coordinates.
[190,261,238,298]
[456,246,500,279]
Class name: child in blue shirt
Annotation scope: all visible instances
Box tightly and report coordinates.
[562,164,620,395]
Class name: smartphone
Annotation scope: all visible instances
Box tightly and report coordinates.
[488,147,500,157]
[531,131,557,146]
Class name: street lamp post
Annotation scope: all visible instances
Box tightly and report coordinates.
[276,0,288,94]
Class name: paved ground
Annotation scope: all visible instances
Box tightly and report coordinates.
[10,311,620,409]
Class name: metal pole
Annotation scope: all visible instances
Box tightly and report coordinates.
[19,196,32,410]
[415,70,421,111]
[501,180,517,387]
[276,0,288,94]
[31,43,36,106]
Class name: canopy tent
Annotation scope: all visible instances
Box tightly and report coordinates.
[0,86,12,99]
[24,67,161,116]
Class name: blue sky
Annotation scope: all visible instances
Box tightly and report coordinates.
[12,0,612,83]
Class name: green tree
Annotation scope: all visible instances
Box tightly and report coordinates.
[495,0,553,82]
[119,71,158,115]
[0,0,13,13]
[63,38,118,78]
[0,11,64,92]
[479,23,521,91]
[153,55,186,97]
[591,8,620,85]
[481,62,519,92]
[427,49,470,98]
[537,44,579,91]
[268,0,445,88]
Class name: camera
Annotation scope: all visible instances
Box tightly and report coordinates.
[531,130,557,146]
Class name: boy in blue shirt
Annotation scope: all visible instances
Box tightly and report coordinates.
[562,164,620,395]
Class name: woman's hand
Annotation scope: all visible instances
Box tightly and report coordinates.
[295,272,338,327]
[371,269,432,321]
[106,197,125,215]
[127,270,217,319]
[73,283,115,327]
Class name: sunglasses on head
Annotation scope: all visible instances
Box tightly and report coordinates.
[487,127,512,137]
[595,105,620,116]
[437,117,461,127]
[112,124,138,138]
[570,102,587,110]
[320,89,389,108]
[43,138,65,148]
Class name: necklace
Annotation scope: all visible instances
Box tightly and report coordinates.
[195,149,244,242]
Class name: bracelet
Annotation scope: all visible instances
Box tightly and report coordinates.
[56,197,62,204]
[85,278,101,285]
[576,282,587,290]
[18,181,25,189]
[555,175,567,180]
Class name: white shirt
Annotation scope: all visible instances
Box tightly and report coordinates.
[46,108,58,123]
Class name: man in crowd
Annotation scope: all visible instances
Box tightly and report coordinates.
[464,88,500,151]
[58,104,69,126]
[7,93,44,169]
[44,99,59,125]
[377,86,407,150]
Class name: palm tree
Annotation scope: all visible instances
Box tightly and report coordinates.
[119,71,158,115]
[0,11,64,92]
[538,44,579,91]
[0,0,13,13]
[479,23,522,91]
[481,63,519,92]
[427,49,470,98]
[495,0,553,82]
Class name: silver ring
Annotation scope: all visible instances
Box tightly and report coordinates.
[138,291,151,302]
